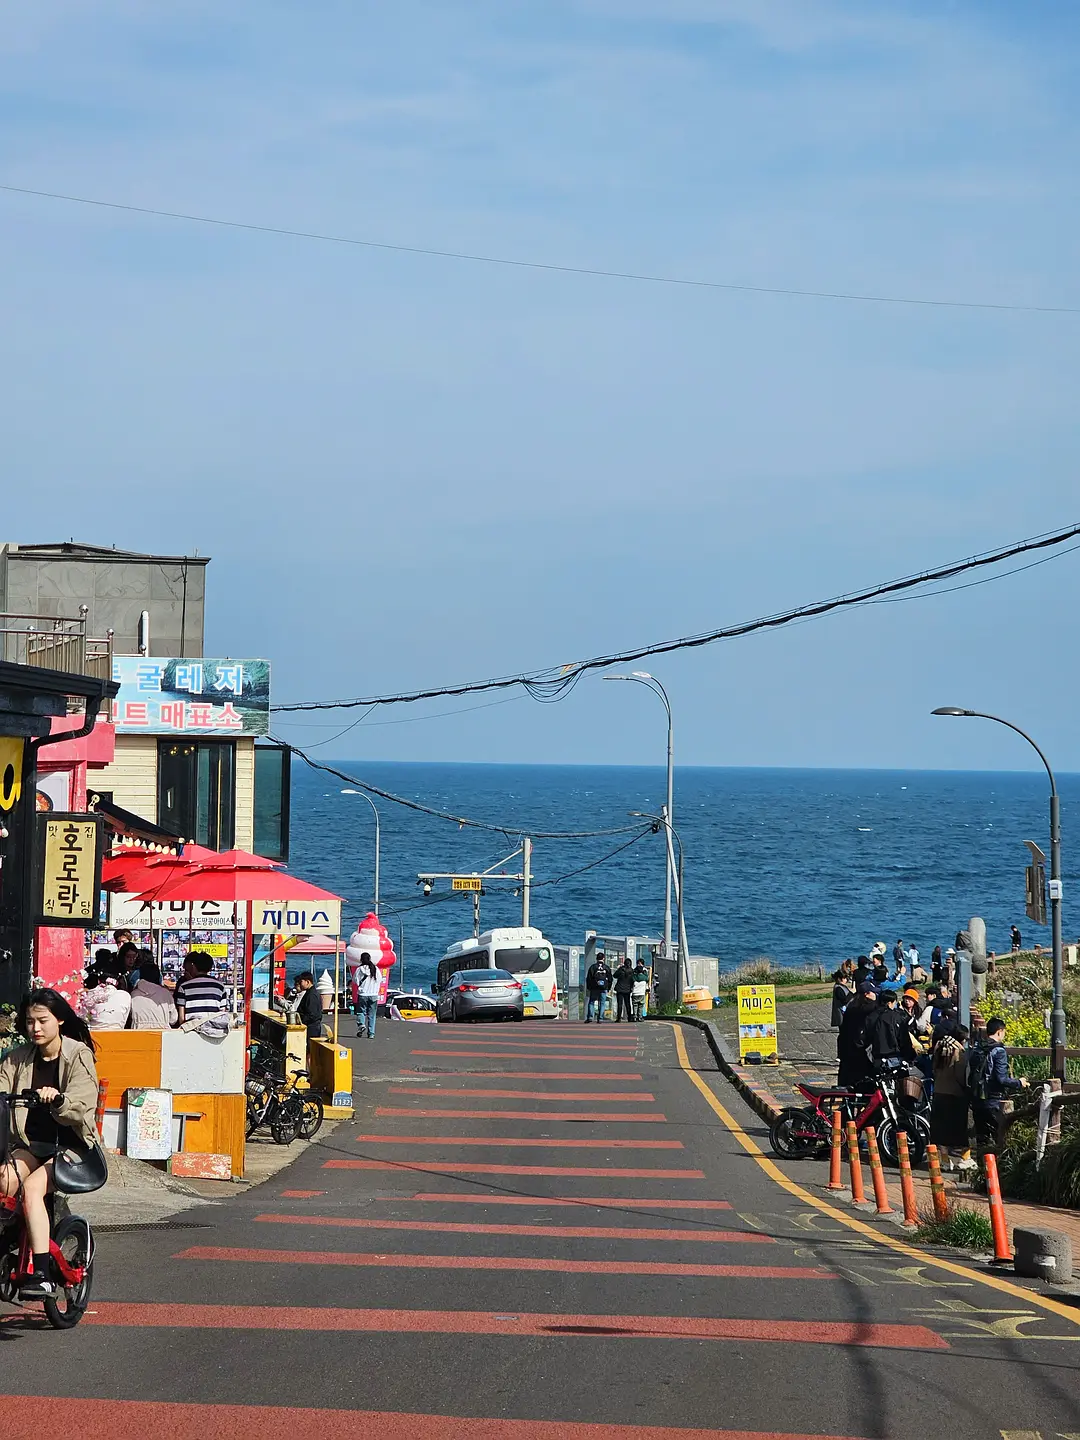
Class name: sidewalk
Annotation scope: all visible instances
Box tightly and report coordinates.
[694,1002,1080,1279]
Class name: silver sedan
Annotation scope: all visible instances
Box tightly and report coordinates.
[435,968,525,1023]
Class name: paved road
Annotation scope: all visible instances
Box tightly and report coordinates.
[2,1018,1079,1438]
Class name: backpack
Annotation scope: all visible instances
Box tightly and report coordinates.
[966,1041,996,1102]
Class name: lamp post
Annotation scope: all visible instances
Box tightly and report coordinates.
[605,672,674,961]
[341,789,380,917]
[630,808,689,1001]
[932,706,1066,1079]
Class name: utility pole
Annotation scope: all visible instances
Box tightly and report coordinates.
[418,840,534,942]
[473,890,481,939]
[522,837,532,928]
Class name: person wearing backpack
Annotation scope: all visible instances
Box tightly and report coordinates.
[966,1016,1028,1153]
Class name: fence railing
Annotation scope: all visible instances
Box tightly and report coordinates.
[0,608,114,682]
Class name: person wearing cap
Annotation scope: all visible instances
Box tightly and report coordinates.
[944,947,956,987]
[836,983,877,1090]
[866,989,915,1068]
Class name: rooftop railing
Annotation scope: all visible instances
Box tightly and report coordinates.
[0,607,114,683]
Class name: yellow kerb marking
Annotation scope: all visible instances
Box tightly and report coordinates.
[670,1023,1080,1331]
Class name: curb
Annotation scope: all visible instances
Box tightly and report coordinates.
[674,1015,785,1126]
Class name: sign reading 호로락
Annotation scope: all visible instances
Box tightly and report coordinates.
[111,657,270,736]
[38,813,104,926]
[736,984,778,1062]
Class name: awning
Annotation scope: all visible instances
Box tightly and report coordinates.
[88,795,184,852]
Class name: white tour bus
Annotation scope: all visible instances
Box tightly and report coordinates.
[435,926,559,1018]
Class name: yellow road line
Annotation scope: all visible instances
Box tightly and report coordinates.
[670,1022,1080,1329]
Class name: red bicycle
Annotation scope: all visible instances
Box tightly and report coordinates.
[0,1091,96,1329]
[769,1067,930,1167]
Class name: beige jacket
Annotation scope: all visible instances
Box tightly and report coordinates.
[0,1036,100,1148]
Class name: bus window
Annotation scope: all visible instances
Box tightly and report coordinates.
[495,947,551,973]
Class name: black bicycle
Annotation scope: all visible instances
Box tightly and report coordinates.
[245,1067,323,1144]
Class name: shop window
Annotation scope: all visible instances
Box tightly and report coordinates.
[253,742,290,863]
[158,740,235,850]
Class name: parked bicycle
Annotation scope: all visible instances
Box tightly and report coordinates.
[245,1065,323,1144]
[0,1091,100,1329]
[769,1065,930,1166]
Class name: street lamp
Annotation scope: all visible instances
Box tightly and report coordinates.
[605,671,674,961]
[630,808,690,1001]
[932,706,1066,1078]
[340,789,380,918]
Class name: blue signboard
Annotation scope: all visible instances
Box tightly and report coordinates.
[111,657,270,736]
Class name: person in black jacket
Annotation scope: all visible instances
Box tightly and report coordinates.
[829,964,854,1028]
[293,972,326,1041]
[968,1016,1028,1152]
[584,955,612,1023]
[865,990,915,1068]
[613,960,635,1022]
[836,984,877,1090]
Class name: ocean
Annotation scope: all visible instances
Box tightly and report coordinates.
[286,761,1077,992]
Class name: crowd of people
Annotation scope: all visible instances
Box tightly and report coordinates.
[76,927,231,1032]
[831,938,1029,1166]
[584,953,651,1022]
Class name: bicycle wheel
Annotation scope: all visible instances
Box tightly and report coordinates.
[877,1114,929,1168]
[769,1107,822,1160]
[44,1216,94,1330]
[299,1094,324,1140]
[271,1092,303,1145]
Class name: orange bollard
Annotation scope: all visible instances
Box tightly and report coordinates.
[827,1108,844,1191]
[95,1079,109,1140]
[864,1125,892,1215]
[984,1153,1012,1266]
[927,1144,950,1223]
[845,1120,867,1204]
[896,1130,919,1229]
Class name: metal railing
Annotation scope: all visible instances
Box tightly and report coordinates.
[0,607,114,681]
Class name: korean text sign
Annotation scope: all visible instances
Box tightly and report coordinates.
[736,984,778,1062]
[38,814,103,926]
[111,657,270,736]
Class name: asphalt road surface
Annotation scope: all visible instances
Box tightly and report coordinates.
[2,1018,1079,1438]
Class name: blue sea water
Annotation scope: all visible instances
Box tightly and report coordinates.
[286,762,1077,992]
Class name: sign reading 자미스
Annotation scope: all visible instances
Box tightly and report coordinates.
[736,984,778,1062]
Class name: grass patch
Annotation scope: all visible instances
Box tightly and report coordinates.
[721,957,827,988]
[913,1202,994,1250]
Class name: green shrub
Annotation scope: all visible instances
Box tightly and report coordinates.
[914,1203,994,1250]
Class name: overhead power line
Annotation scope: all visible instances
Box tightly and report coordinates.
[3,182,1078,316]
[279,741,652,839]
[272,521,1080,714]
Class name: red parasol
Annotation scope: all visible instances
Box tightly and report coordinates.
[134,867,342,905]
[101,843,219,894]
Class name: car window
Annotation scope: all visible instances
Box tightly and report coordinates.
[457,969,514,983]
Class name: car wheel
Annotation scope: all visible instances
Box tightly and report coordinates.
[512,1011,523,1022]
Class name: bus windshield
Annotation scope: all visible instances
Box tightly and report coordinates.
[495,947,552,975]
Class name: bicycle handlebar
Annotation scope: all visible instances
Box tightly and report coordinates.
[2,1090,64,1108]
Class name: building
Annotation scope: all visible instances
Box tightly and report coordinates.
[0,540,207,657]
[1,541,289,864]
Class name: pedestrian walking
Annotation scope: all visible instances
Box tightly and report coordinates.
[930,1023,973,1171]
[584,953,611,1023]
[353,954,381,1039]
[613,958,635,1022]
[1010,925,1022,953]
[967,1016,1028,1154]
[631,960,650,1021]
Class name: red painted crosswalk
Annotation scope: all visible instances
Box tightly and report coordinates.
[254,1212,771,1243]
[0,1396,872,1440]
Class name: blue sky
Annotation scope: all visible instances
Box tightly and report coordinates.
[2,1,1079,770]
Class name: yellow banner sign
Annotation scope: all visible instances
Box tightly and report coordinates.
[451,877,482,892]
[40,815,101,925]
[736,984,778,1062]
